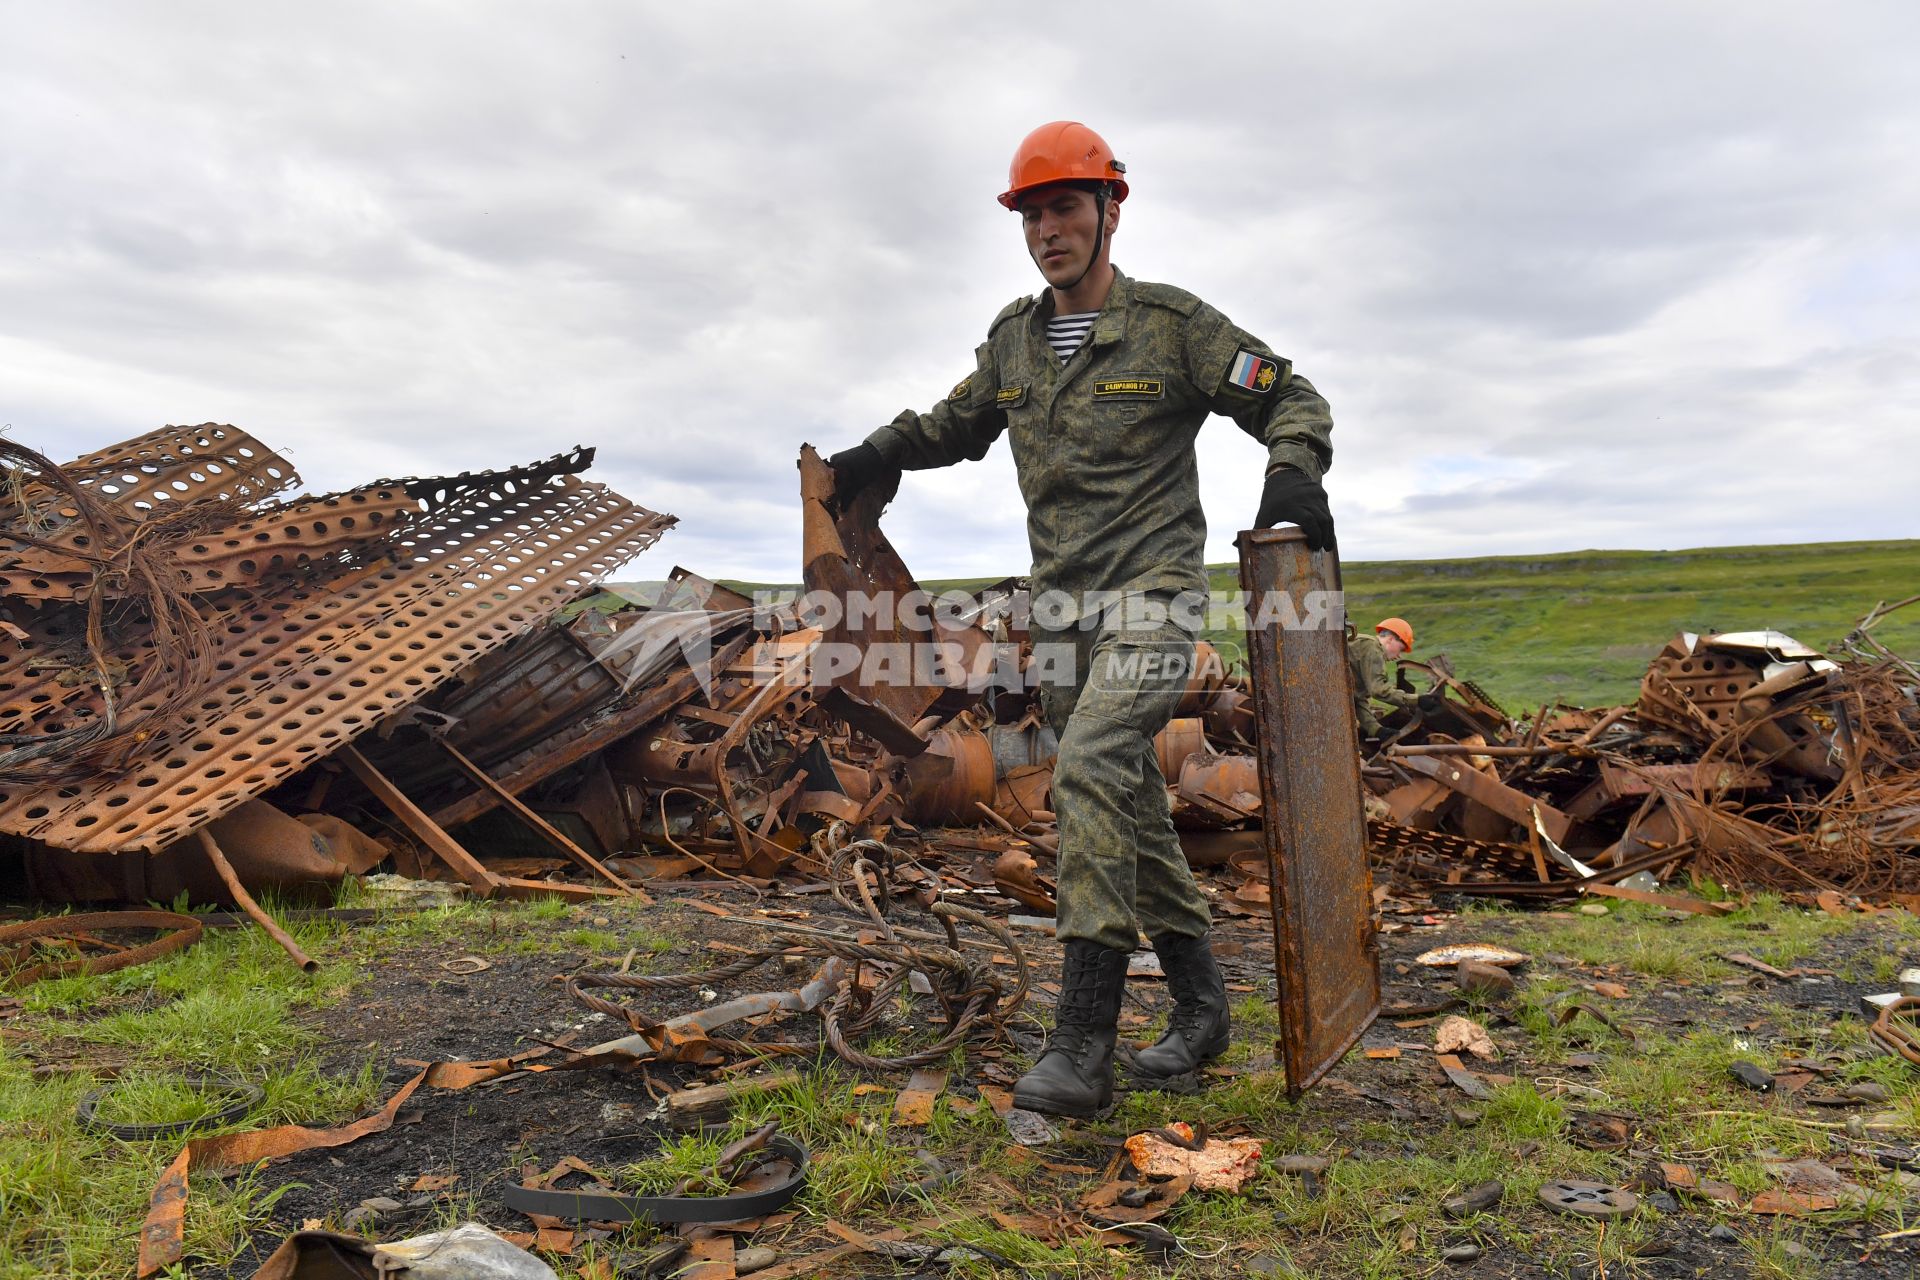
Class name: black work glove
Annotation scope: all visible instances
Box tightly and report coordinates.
[1254,466,1335,551]
[1416,692,1444,715]
[827,442,895,506]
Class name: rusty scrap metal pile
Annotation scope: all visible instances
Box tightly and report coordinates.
[1364,614,1920,907]
[0,426,672,906]
[5,426,1919,962]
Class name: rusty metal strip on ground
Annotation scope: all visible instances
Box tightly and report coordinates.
[0,909,203,987]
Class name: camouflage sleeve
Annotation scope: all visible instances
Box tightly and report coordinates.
[1351,636,1389,703]
[862,342,1006,471]
[1186,304,1333,482]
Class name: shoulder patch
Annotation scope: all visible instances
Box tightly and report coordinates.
[1226,349,1284,394]
[948,376,972,402]
[989,294,1037,334]
[1130,281,1203,317]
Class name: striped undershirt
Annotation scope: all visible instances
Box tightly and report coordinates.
[1045,311,1099,361]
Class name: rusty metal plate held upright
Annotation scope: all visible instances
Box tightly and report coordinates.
[1238,527,1380,1096]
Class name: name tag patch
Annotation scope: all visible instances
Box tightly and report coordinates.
[1092,377,1164,399]
[996,384,1028,408]
[1227,350,1280,393]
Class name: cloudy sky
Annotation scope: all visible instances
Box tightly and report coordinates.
[4,3,1915,583]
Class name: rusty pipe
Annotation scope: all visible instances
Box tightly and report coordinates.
[196,830,318,972]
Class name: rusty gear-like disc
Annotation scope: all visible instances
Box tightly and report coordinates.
[1538,1179,1638,1218]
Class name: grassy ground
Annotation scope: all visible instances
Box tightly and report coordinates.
[699,537,1919,713]
[0,905,384,1278]
[4,888,1918,1278]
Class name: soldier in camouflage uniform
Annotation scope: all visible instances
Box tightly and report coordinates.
[828,122,1336,1116]
[1349,616,1419,740]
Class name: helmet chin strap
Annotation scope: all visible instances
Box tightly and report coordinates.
[1057,184,1111,293]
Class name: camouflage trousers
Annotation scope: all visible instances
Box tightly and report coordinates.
[1034,596,1213,952]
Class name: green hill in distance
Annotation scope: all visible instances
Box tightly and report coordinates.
[658,538,1917,714]
[1223,539,1918,711]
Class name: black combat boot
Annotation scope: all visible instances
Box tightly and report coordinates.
[1131,931,1231,1081]
[1012,939,1130,1118]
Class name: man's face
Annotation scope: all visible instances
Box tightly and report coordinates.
[1019,185,1117,289]
[1378,630,1407,660]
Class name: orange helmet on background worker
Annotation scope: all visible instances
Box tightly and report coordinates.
[998,121,1130,209]
[1376,617,1414,651]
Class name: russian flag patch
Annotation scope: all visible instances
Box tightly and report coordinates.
[1228,350,1281,393]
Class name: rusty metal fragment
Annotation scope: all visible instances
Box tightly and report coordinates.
[797,443,994,752]
[197,830,317,971]
[1238,527,1381,1095]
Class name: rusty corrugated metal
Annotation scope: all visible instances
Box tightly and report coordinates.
[0,433,673,853]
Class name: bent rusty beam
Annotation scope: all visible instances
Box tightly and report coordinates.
[343,746,501,897]
[196,830,318,971]
[431,739,647,900]
[345,747,634,903]
[1394,752,1575,845]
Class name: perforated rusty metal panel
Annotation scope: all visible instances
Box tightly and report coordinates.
[0,485,421,600]
[1238,527,1380,1096]
[54,423,299,512]
[0,459,673,853]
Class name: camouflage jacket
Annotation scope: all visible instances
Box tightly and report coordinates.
[864,268,1333,618]
[1348,631,1418,715]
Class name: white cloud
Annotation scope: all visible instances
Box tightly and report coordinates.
[3,2,1915,584]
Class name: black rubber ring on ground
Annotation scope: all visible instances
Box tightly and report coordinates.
[76,1074,266,1142]
[502,1135,809,1224]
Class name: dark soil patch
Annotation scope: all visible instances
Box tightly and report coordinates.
[191,888,1918,1278]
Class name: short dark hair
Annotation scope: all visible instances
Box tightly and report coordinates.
[1014,179,1112,212]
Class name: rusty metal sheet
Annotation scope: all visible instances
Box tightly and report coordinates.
[1393,752,1575,845]
[428,627,754,830]
[797,444,992,747]
[1637,634,1766,739]
[1565,759,1771,819]
[2,484,420,600]
[1367,817,1540,886]
[1238,527,1380,1096]
[0,440,674,853]
[663,565,757,612]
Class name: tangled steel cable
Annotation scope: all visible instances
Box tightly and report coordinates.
[0,438,223,782]
[567,848,1028,1071]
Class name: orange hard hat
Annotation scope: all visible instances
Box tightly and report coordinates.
[998,121,1129,210]
[1376,617,1414,650]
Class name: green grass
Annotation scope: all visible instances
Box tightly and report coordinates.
[0,911,379,1280]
